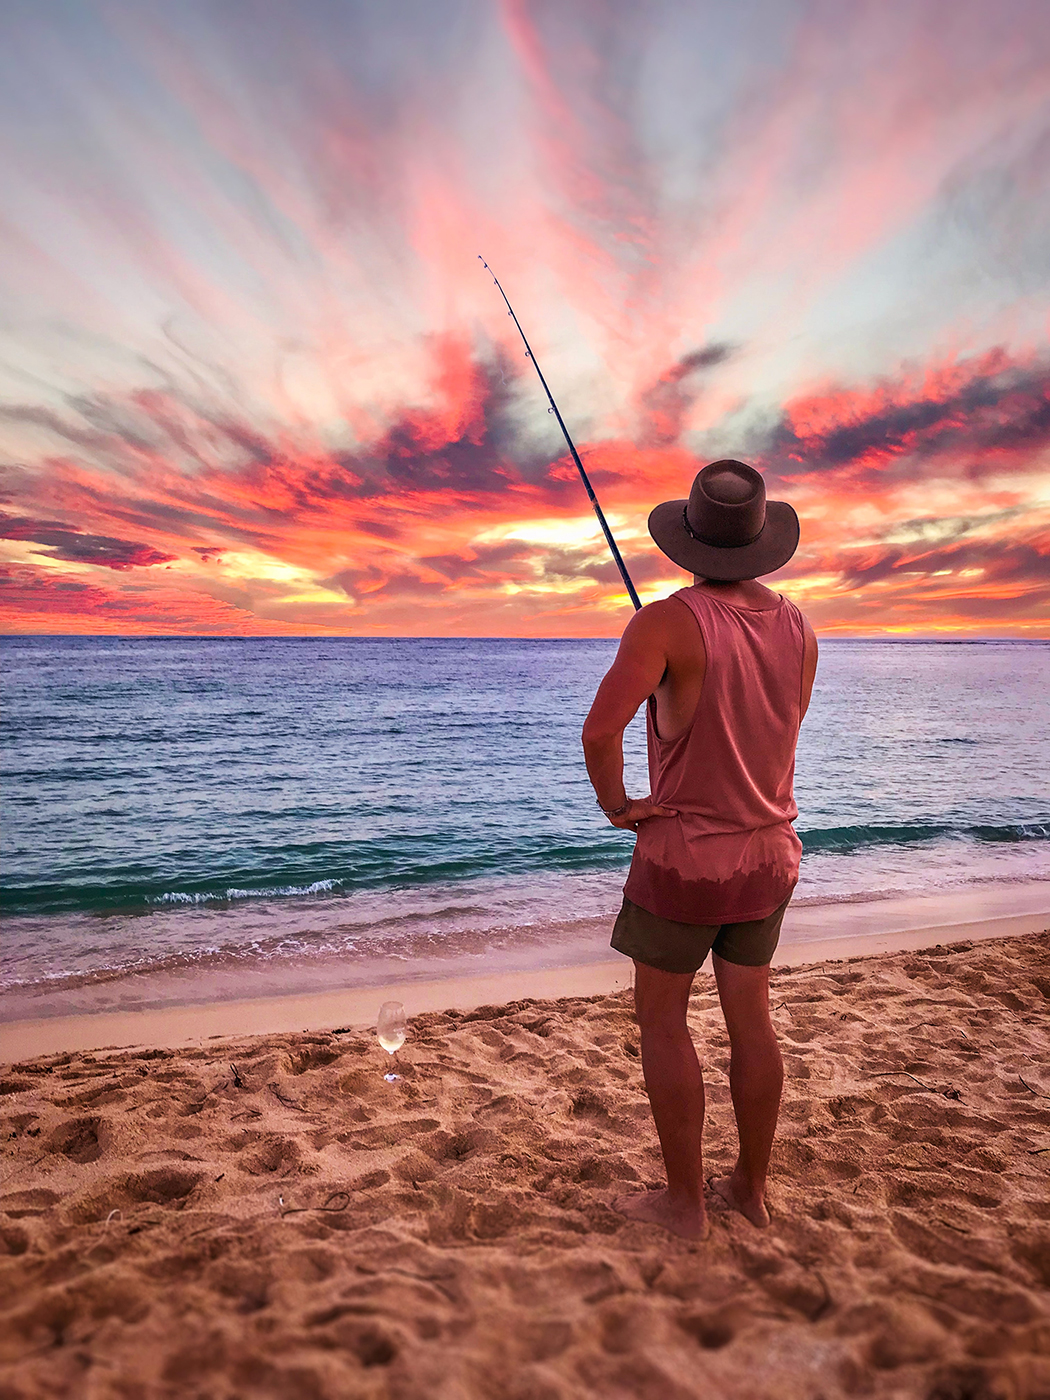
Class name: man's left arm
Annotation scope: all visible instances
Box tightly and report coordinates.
[582,602,679,833]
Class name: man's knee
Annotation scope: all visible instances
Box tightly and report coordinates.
[712,954,775,1037]
[632,960,694,1029]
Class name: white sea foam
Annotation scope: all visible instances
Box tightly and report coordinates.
[154,879,343,905]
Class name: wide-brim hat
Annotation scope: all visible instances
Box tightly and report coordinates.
[648,459,799,581]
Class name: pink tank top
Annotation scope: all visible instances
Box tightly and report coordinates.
[623,586,805,924]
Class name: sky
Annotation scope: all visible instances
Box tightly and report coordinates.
[1,0,1049,637]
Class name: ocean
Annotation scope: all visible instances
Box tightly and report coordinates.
[2,636,1048,1012]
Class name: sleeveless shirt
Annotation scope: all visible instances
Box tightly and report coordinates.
[622,586,805,925]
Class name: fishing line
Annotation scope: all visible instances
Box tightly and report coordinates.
[478,256,641,611]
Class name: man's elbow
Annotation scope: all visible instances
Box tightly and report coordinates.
[582,715,621,749]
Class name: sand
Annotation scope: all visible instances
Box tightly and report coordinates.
[1,930,1049,1399]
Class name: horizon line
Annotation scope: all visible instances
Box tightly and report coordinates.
[2,631,1047,643]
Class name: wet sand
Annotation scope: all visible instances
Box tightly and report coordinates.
[1,928,1048,1398]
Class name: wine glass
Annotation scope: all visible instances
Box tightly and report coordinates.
[377,1001,407,1082]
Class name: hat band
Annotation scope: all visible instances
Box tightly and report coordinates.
[682,505,765,550]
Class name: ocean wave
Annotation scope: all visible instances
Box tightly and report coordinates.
[799,821,1050,853]
[2,819,1047,917]
[0,835,628,915]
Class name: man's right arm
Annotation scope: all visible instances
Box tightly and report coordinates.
[582,602,680,831]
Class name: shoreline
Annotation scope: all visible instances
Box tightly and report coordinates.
[3,881,1048,1060]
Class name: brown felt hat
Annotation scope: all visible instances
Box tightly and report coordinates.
[648,459,799,581]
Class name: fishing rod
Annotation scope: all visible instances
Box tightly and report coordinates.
[478,256,642,612]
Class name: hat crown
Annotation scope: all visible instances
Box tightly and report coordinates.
[686,460,766,548]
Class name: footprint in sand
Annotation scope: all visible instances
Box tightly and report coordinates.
[47,1115,104,1164]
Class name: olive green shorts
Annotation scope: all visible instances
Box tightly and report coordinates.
[611,895,791,974]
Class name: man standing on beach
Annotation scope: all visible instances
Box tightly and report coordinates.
[583,460,817,1241]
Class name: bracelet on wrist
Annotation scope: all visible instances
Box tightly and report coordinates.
[597,798,631,819]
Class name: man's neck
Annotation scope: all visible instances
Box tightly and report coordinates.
[691,576,779,607]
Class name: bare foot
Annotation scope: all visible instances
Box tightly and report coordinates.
[710,1174,770,1228]
[613,1189,709,1241]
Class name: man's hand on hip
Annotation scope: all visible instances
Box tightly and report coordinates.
[608,797,678,832]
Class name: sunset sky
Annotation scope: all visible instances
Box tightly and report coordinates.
[1,0,1049,636]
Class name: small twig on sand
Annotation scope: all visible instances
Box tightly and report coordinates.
[229,1063,245,1088]
[871,1070,964,1100]
[268,1083,305,1111]
[0,1154,46,1190]
[1020,1076,1049,1098]
[1028,1147,1050,1156]
[809,1271,832,1322]
[280,1191,351,1218]
[935,1217,969,1234]
[84,1209,122,1257]
[871,1071,935,1091]
[356,1263,458,1303]
[185,1079,229,1108]
[184,1220,226,1240]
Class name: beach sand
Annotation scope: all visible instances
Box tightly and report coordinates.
[1,929,1049,1399]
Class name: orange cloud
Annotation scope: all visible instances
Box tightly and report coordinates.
[1,335,1048,637]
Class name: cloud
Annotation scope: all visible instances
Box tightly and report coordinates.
[762,349,1050,484]
[561,548,678,588]
[638,345,734,447]
[836,536,1050,589]
[0,513,177,570]
[0,562,311,634]
[0,337,567,542]
[318,531,675,606]
[419,540,534,582]
[351,517,403,541]
[324,564,450,602]
[420,538,675,592]
[0,566,118,611]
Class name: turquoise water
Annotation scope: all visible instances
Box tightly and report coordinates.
[1,636,1048,991]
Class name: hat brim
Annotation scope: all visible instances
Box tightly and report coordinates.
[648,498,800,581]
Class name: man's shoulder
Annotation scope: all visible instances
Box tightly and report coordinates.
[782,593,816,638]
[620,594,702,667]
[628,593,691,635]
[642,593,689,618]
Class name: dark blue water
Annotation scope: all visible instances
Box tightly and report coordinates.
[2,636,1048,990]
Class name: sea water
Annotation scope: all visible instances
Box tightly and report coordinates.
[2,636,1048,1007]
